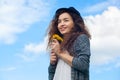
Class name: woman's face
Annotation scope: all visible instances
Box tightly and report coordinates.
[57,12,74,35]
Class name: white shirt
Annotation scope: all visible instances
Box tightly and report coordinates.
[53,58,71,80]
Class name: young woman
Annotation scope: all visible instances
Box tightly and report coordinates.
[47,7,91,80]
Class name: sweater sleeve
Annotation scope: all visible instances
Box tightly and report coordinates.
[48,64,57,80]
[72,34,90,73]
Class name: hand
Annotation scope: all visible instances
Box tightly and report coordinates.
[50,39,73,66]
[50,52,57,65]
[50,39,61,55]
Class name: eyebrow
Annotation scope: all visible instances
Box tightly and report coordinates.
[58,18,69,20]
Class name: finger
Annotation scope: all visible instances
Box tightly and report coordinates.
[50,57,57,63]
[51,58,57,61]
[50,60,56,64]
[51,52,56,56]
[51,56,57,59]
[51,54,57,58]
[51,39,58,43]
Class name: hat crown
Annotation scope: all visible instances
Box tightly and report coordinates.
[56,7,80,16]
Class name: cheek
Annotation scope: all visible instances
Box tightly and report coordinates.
[57,25,60,31]
[68,25,74,31]
[70,23,74,30]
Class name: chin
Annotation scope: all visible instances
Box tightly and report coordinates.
[61,32,66,35]
[60,31,68,35]
[61,33,68,35]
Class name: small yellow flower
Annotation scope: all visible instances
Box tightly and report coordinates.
[52,34,63,42]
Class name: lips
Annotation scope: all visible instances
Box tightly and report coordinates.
[60,27,67,32]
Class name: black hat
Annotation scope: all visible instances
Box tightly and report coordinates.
[55,7,80,16]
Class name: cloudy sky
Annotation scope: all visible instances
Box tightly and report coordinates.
[0,0,120,80]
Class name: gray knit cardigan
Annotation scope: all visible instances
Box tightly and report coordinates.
[48,34,91,80]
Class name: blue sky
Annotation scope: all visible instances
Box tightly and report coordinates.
[0,0,120,80]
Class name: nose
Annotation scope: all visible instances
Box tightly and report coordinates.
[59,21,65,27]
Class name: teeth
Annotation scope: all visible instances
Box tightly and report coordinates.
[61,27,66,31]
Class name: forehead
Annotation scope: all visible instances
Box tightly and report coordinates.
[58,12,72,19]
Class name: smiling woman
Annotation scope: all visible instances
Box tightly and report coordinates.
[47,7,91,80]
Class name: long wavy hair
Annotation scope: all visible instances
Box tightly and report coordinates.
[47,7,91,55]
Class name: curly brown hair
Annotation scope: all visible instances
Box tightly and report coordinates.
[47,7,91,55]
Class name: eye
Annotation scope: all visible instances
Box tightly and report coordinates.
[58,20,61,24]
[64,19,69,22]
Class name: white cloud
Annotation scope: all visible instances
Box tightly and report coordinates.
[24,36,48,54]
[17,36,48,61]
[0,0,51,44]
[0,66,16,71]
[85,6,120,66]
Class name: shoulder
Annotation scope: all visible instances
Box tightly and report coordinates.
[73,34,90,51]
[75,34,89,44]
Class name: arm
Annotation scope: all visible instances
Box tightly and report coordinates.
[48,52,57,80]
[48,63,57,80]
[56,34,90,72]
[72,34,90,72]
